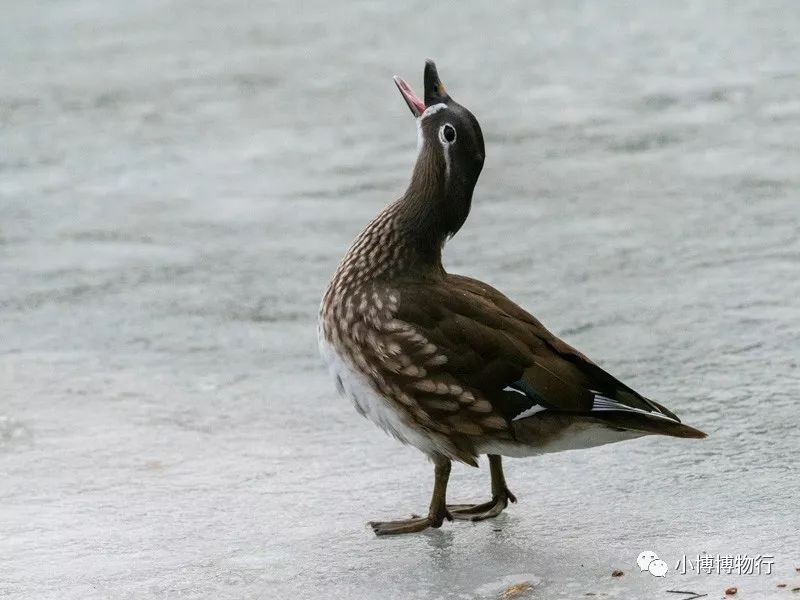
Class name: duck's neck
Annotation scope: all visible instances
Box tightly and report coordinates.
[332,151,476,291]
[391,148,474,270]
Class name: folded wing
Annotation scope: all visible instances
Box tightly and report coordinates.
[392,274,696,435]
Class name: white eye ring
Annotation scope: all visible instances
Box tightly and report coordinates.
[439,123,456,144]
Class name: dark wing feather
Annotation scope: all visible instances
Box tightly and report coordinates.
[394,273,678,422]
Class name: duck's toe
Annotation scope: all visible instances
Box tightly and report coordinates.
[370,514,447,535]
[369,507,452,536]
[447,487,516,521]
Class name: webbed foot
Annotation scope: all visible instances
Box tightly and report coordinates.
[369,509,453,536]
[447,487,516,521]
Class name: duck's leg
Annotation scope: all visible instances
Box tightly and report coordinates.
[448,454,517,521]
[369,454,453,536]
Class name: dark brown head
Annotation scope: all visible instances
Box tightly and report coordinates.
[393,60,485,243]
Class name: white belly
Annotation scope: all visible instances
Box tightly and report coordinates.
[318,334,439,456]
[476,425,644,457]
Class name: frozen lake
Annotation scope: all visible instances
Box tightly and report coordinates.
[2,1,799,598]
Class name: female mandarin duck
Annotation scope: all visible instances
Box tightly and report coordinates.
[319,60,706,536]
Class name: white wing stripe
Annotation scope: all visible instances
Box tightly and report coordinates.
[591,393,678,422]
[505,386,549,421]
[503,388,679,423]
[512,404,548,420]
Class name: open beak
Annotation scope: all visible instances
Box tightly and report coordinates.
[393,59,450,118]
[393,75,425,117]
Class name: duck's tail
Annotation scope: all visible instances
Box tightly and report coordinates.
[505,409,706,457]
[592,410,707,439]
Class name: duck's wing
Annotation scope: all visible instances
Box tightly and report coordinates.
[391,273,703,437]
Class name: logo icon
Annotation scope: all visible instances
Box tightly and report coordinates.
[637,551,669,577]
[648,559,668,577]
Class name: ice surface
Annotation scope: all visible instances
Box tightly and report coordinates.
[2,1,799,599]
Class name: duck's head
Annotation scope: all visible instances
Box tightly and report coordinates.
[393,60,485,241]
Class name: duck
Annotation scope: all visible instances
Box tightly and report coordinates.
[318,59,707,536]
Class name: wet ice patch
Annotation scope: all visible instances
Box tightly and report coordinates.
[0,416,33,450]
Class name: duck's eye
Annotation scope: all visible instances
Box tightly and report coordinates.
[440,124,456,144]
